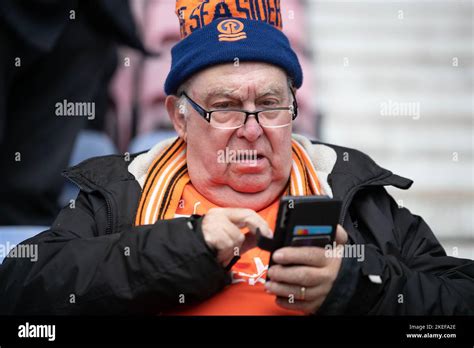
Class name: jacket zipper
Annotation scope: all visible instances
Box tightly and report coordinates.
[64,174,114,234]
[101,191,114,234]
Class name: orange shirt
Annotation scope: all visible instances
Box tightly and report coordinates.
[167,183,301,316]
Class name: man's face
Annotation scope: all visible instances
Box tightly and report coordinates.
[167,62,294,211]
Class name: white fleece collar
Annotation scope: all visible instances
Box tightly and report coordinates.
[128,133,337,198]
[291,134,337,197]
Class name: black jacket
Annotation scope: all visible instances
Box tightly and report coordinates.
[0,141,473,315]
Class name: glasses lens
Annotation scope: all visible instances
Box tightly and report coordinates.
[259,109,292,127]
[210,111,246,129]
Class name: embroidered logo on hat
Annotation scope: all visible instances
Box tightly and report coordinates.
[217,19,246,42]
[176,0,282,38]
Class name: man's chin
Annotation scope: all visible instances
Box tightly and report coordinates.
[228,177,271,194]
[233,187,266,194]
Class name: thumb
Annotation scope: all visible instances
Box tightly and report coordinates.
[335,224,348,245]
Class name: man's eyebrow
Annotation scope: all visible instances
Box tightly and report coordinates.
[203,84,286,101]
[204,87,239,100]
[256,85,286,98]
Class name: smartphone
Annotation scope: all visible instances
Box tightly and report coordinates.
[257,195,342,270]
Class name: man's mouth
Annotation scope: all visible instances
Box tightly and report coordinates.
[217,147,268,169]
[236,153,264,162]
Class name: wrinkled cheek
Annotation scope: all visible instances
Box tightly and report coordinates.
[188,130,245,176]
[271,157,292,181]
[189,152,228,179]
[207,161,229,178]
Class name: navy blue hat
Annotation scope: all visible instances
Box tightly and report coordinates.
[164,17,303,95]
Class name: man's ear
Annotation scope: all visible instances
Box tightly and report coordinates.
[166,95,187,141]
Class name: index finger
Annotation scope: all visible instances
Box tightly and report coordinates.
[221,208,273,237]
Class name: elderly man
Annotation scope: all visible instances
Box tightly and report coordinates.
[1,0,473,315]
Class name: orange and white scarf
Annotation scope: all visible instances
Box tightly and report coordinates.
[134,137,322,226]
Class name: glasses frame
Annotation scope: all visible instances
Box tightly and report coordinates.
[179,86,298,129]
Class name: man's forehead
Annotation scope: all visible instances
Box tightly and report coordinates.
[187,62,289,98]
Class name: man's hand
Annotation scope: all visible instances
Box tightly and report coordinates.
[265,224,348,315]
[201,208,272,267]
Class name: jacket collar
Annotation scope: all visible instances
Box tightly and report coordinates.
[319,140,413,201]
[64,134,413,199]
[62,154,139,193]
[292,133,413,201]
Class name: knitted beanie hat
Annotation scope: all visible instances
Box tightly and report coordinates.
[164,0,303,95]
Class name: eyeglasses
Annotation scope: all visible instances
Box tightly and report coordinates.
[179,88,298,130]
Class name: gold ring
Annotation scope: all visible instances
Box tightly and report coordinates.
[300,286,306,300]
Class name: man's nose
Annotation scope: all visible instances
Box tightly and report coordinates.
[236,115,263,142]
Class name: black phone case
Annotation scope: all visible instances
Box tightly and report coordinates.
[257,195,342,272]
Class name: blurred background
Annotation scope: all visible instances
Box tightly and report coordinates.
[306,0,473,259]
[0,0,472,260]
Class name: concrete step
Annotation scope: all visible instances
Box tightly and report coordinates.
[322,121,473,153]
[368,157,472,191]
[386,187,473,240]
[308,1,473,20]
[439,240,474,259]
[310,15,472,34]
[312,50,472,67]
[311,39,472,59]
[312,67,473,95]
[314,95,473,121]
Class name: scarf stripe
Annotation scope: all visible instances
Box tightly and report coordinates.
[147,151,186,223]
[291,140,322,195]
[291,147,309,195]
[135,138,183,224]
[135,138,186,225]
[159,166,189,220]
[135,138,322,226]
